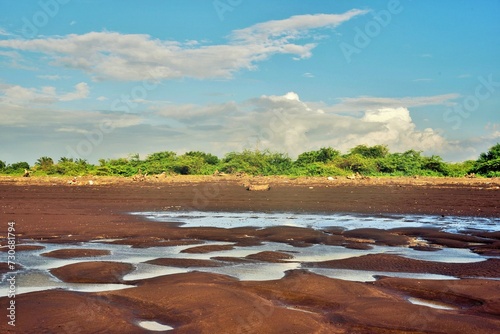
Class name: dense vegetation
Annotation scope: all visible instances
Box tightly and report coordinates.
[1,144,499,178]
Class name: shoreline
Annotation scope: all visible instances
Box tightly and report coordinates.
[1,178,499,333]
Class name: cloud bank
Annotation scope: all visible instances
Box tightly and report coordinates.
[0,11,367,81]
[0,87,491,163]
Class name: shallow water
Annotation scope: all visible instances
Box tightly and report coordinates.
[408,297,458,310]
[1,212,497,296]
[137,320,174,331]
[133,211,500,233]
[9,269,134,296]
[308,268,458,282]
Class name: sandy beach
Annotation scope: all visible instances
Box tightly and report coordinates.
[1,176,499,333]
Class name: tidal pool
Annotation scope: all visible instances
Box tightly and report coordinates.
[1,211,497,296]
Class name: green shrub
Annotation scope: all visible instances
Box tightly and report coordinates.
[335,154,378,174]
[4,161,30,174]
[350,144,389,158]
[472,144,500,176]
[295,147,340,165]
[447,161,475,177]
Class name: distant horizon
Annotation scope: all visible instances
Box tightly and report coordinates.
[1,1,499,165]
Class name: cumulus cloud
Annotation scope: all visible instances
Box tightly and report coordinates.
[151,92,455,157]
[0,11,367,81]
[0,89,485,163]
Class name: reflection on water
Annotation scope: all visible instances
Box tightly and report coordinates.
[133,211,500,233]
[9,269,134,296]
[308,268,458,282]
[137,320,174,331]
[408,297,458,310]
[1,211,497,296]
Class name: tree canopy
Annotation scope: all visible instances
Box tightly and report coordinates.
[1,144,498,178]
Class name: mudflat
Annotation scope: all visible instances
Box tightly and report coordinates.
[0,176,499,333]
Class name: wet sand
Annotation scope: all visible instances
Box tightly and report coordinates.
[1,177,499,333]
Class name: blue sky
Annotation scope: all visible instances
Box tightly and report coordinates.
[0,0,499,164]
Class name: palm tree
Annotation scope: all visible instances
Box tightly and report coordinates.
[35,157,54,170]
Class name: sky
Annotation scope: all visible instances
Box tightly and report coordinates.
[0,0,499,165]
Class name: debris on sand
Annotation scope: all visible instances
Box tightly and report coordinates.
[347,172,370,180]
[246,184,270,191]
[132,169,147,182]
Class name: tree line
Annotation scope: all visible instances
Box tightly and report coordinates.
[1,144,499,178]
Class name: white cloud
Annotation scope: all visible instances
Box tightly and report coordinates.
[97,96,108,101]
[0,82,89,106]
[324,94,459,113]
[152,92,455,157]
[37,74,63,80]
[358,108,449,153]
[413,78,433,82]
[56,127,91,135]
[231,10,369,42]
[0,90,487,163]
[0,11,367,81]
[59,82,89,101]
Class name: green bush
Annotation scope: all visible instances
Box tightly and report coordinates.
[472,144,500,176]
[221,150,291,175]
[296,147,339,165]
[184,151,219,165]
[4,161,30,174]
[350,144,389,159]
[53,158,92,176]
[2,144,498,178]
[291,162,348,176]
[447,161,475,177]
[335,154,378,174]
[421,155,449,176]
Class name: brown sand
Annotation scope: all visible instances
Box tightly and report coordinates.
[41,248,111,259]
[50,261,135,284]
[0,176,499,333]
